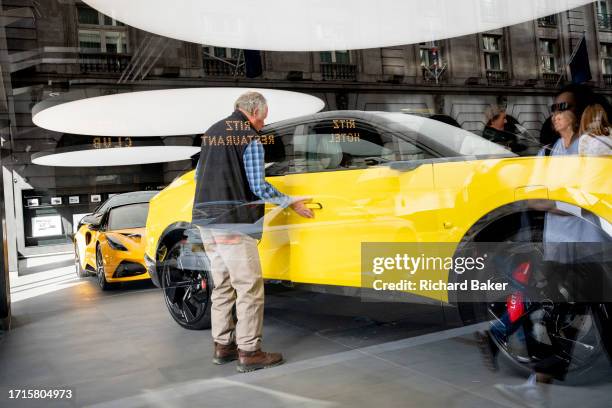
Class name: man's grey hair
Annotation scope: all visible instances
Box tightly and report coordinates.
[234,91,267,114]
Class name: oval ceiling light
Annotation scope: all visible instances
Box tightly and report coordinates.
[32,88,325,136]
[83,0,592,51]
[32,145,200,167]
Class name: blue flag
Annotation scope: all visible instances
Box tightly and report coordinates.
[244,50,262,78]
[570,36,592,84]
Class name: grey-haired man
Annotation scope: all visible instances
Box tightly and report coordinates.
[193,91,313,372]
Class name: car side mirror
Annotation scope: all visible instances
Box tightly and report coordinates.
[81,214,102,230]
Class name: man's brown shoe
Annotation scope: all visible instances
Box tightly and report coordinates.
[213,342,238,365]
[237,349,284,373]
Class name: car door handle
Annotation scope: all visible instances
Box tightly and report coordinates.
[305,202,323,210]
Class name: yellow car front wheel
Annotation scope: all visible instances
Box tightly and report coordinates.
[160,240,211,330]
[96,246,118,291]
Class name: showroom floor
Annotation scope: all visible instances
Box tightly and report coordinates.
[1,257,611,408]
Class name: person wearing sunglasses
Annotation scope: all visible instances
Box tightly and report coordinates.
[539,84,595,155]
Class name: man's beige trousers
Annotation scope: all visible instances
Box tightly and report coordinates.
[198,228,264,352]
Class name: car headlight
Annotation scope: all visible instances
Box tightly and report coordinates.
[107,236,128,251]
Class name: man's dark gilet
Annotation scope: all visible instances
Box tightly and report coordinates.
[192,110,264,234]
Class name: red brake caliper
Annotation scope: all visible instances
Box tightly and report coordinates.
[506,262,531,323]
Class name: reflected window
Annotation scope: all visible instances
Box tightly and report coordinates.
[597,1,612,30]
[539,39,558,73]
[483,34,504,71]
[419,43,443,68]
[77,5,125,26]
[77,7,99,25]
[319,51,356,80]
[320,51,350,64]
[602,43,612,74]
[204,46,240,60]
[79,31,101,52]
[77,5,128,54]
[202,46,244,77]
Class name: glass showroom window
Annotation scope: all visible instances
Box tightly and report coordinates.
[482,35,504,71]
[539,39,558,73]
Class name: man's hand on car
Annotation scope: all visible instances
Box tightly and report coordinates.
[290,198,315,218]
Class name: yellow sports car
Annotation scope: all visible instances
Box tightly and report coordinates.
[74,191,158,290]
[144,111,611,341]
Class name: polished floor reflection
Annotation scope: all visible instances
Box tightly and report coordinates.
[1,258,611,407]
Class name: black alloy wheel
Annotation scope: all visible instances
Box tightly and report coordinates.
[160,240,211,330]
[457,223,607,378]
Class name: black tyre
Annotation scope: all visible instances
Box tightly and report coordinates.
[96,246,117,291]
[74,243,87,278]
[160,240,211,330]
[457,221,608,378]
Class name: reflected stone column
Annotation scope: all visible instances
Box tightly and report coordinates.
[0,1,15,330]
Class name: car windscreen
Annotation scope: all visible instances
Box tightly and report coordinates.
[378,113,516,157]
[107,203,149,230]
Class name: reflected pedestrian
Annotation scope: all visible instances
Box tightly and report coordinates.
[578,104,612,156]
[483,105,517,151]
[539,84,595,154]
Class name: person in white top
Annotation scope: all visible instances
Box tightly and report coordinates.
[578,103,612,156]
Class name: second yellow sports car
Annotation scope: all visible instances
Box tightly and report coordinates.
[74,191,158,290]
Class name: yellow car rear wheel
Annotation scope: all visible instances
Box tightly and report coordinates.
[74,243,87,278]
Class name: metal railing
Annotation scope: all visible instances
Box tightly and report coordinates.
[421,66,447,83]
[598,13,612,31]
[542,72,561,87]
[79,52,131,73]
[486,70,509,86]
[538,15,558,27]
[320,63,357,81]
[203,58,245,77]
